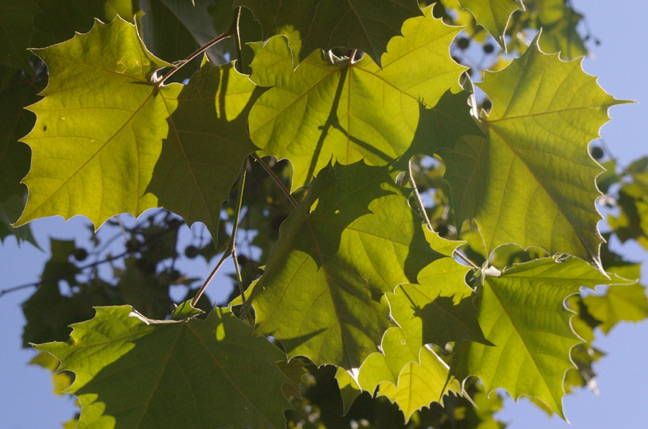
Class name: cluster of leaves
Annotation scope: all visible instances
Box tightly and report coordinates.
[2,0,648,427]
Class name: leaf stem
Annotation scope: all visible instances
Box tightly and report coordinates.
[408,158,433,231]
[453,248,480,270]
[231,161,248,305]
[233,7,243,65]
[190,250,230,307]
[405,160,481,270]
[190,160,248,307]
[252,153,298,208]
[156,9,239,87]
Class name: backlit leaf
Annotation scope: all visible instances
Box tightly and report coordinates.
[429,40,623,265]
[378,347,461,422]
[234,0,422,65]
[534,0,587,60]
[458,0,523,47]
[584,283,648,334]
[37,306,291,428]
[247,8,465,190]
[246,162,447,368]
[147,61,257,238]
[453,257,632,416]
[18,18,182,228]
[355,236,474,419]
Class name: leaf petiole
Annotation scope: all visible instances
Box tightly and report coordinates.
[190,160,248,308]
[155,8,241,87]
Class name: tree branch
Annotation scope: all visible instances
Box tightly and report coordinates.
[155,9,239,87]
[190,160,248,307]
[252,153,298,208]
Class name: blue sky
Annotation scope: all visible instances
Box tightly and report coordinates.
[1,0,647,427]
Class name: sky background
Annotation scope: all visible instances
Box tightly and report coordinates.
[1,0,647,427]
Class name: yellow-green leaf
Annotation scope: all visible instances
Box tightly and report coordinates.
[453,257,632,417]
[248,7,465,190]
[235,0,422,65]
[18,17,182,228]
[426,40,624,266]
[36,306,291,428]
[246,162,448,368]
[147,61,258,238]
[458,0,523,47]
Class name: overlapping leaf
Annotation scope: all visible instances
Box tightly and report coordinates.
[609,175,648,250]
[534,0,587,60]
[453,257,632,416]
[18,18,182,228]
[235,0,421,65]
[21,239,94,346]
[138,0,233,80]
[458,0,523,46]
[247,7,466,190]
[353,237,481,418]
[418,41,622,265]
[584,283,648,334]
[245,162,448,368]
[379,347,461,421]
[147,61,257,238]
[37,306,292,428]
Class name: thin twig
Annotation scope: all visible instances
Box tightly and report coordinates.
[190,250,231,307]
[230,161,248,305]
[252,153,298,208]
[1,247,129,298]
[190,160,248,307]
[156,10,239,87]
[453,248,480,270]
[233,7,243,65]
[408,158,434,231]
[1,215,179,299]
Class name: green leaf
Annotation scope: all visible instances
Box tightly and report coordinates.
[609,181,648,250]
[435,40,623,265]
[247,8,466,190]
[114,258,172,320]
[246,162,447,368]
[458,0,523,47]
[147,61,258,239]
[535,0,587,60]
[354,239,478,418]
[22,239,93,346]
[335,366,362,415]
[171,299,204,320]
[234,0,422,65]
[453,257,631,417]
[377,347,461,422]
[584,283,648,334]
[0,0,38,71]
[138,0,233,80]
[399,89,482,171]
[37,306,291,428]
[17,18,182,228]
[391,285,488,348]
[29,351,74,396]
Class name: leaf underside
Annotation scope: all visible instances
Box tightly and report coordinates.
[247,7,465,190]
[37,306,291,428]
